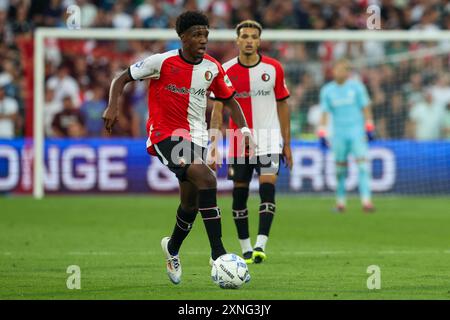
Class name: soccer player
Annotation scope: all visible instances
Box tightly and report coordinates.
[102,11,254,285]
[210,20,292,264]
[318,58,375,213]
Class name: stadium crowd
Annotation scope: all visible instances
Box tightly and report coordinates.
[1,0,450,139]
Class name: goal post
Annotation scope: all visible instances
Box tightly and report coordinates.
[32,28,450,199]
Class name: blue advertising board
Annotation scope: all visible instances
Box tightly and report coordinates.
[1,139,449,194]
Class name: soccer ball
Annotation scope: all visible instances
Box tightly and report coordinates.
[211,253,250,289]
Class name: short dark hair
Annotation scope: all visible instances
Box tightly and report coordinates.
[176,11,209,36]
[236,20,262,36]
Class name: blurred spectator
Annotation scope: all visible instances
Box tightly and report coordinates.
[43,0,64,27]
[112,2,133,29]
[403,73,424,106]
[409,91,445,140]
[11,4,33,35]
[136,0,155,21]
[0,85,18,139]
[44,87,62,136]
[144,1,169,28]
[429,73,450,109]
[443,103,450,139]
[46,64,81,107]
[411,7,441,31]
[52,96,86,138]
[78,0,99,28]
[2,0,449,141]
[80,86,107,137]
[382,92,408,139]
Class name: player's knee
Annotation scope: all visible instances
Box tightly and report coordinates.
[259,174,277,185]
[357,161,369,173]
[336,162,348,177]
[200,169,217,189]
[234,181,249,189]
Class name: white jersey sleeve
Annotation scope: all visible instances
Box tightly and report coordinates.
[129,50,177,81]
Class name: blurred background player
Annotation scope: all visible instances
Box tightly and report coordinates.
[210,20,292,264]
[102,11,253,285]
[318,58,375,213]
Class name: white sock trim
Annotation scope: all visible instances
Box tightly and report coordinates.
[255,235,268,251]
[239,238,253,254]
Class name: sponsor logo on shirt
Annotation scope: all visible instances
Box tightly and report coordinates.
[165,84,207,96]
[224,74,233,87]
[170,66,180,74]
[234,90,271,98]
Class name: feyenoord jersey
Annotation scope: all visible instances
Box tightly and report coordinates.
[129,49,235,155]
[222,55,290,156]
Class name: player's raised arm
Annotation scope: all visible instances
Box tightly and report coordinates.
[102,69,134,133]
[277,99,293,170]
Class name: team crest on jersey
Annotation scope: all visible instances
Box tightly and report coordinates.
[261,73,270,82]
[205,70,213,81]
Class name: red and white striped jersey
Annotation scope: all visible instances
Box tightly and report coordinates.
[222,55,290,156]
[129,49,235,155]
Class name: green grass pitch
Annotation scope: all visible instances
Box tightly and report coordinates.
[1,195,450,300]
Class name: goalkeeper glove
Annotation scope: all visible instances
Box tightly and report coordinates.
[365,121,376,142]
[317,127,329,150]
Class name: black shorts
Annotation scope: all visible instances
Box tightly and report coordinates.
[153,136,206,182]
[227,154,281,182]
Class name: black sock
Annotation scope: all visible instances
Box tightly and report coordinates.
[258,183,276,236]
[168,205,197,255]
[232,187,250,239]
[199,189,226,260]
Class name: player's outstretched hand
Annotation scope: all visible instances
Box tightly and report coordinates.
[206,144,222,172]
[365,121,376,142]
[102,106,118,134]
[282,144,293,170]
[241,127,257,158]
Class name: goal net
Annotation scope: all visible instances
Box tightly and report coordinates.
[8,29,450,198]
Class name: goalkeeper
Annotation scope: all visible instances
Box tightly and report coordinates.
[318,58,375,213]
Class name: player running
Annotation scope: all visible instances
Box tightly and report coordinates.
[318,58,375,213]
[210,20,292,264]
[103,11,254,285]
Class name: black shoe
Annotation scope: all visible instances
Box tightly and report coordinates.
[243,251,253,264]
